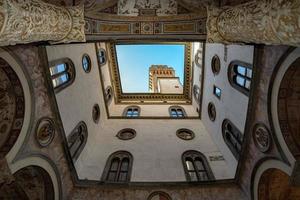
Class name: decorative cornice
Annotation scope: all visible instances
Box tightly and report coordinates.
[106,42,192,104]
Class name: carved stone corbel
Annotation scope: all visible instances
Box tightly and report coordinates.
[0,0,85,46]
[206,0,300,47]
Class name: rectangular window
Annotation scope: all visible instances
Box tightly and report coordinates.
[213,86,221,99]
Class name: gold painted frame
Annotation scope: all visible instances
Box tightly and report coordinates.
[107,42,192,104]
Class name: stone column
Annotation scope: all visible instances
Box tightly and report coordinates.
[206,0,300,47]
[0,0,85,46]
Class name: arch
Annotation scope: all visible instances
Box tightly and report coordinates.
[101,151,133,183]
[9,155,62,200]
[67,121,88,163]
[252,159,296,200]
[182,150,215,182]
[270,47,300,166]
[147,191,172,200]
[0,48,33,163]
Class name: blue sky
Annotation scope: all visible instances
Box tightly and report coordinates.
[116,44,185,93]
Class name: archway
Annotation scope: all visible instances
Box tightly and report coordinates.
[0,166,55,200]
[258,168,300,200]
[277,57,300,158]
[0,57,25,158]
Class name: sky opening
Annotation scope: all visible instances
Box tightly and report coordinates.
[116,44,185,93]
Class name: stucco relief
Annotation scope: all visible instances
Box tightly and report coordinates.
[118,0,177,16]
[0,0,85,46]
[207,0,300,47]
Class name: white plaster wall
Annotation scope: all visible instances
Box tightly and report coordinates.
[201,44,254,174]
[191,42,203,113]
[46,43,234,182]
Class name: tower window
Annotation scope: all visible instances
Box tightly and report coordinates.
[228,61,253,96]
[49,58,75,92]
[222,119,243,160]
[101,151,133,183]
[182,151,215,182]
[67,121,88,163]
[98,48,107,66]
[123,106,140,117]
[169,106,186,118]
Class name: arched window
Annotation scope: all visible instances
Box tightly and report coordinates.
[193,85,200,104]
[98,48,107,66]
[49,58,75,92]
[67,121,88,162]
[228,61,253,96]
[123,106,140,117]
[169,106,186,118]
[182,151,214,182]
[105,86,113,102]
[222,119,243,160]
[102,151,133,182]
[147,191,172,200]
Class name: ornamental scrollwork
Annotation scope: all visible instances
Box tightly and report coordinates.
[207,0,300,47]
[0,0,85,46]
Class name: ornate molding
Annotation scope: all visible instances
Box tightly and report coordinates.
[106,42,192,104]
[0,0,85,46]
[207,0,300,46]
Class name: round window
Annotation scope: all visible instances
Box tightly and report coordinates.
[211,55,221,75]
[208,102,216,121]
[82,54,91,73]
[116,129,136,140]
[176,129,195,140]
[36,118,55,147]
[92,104,100,123]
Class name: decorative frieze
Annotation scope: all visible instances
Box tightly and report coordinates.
[0,0,85,46]
[207,0,300,47]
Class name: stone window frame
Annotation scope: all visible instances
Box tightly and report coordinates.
[176,128,195,140]
[82,53,92,73]
[67,121,88,163]
[208,102,216,121]
[49,58,76,93]
[211,55,221,75]
[116,128,136,140]
[101,151,133,183]
[123,106,141,118]
[147,191,172,200]
[193,85,201,104]
[228,60,253,96]
[182,150,215,182]
[92,104,100,123]
[98,48,107,66]
[213,85,222,99]
[169,106,187,118]
[195,49,203,68]
[105,86,113,103]
[222,119,243,160]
